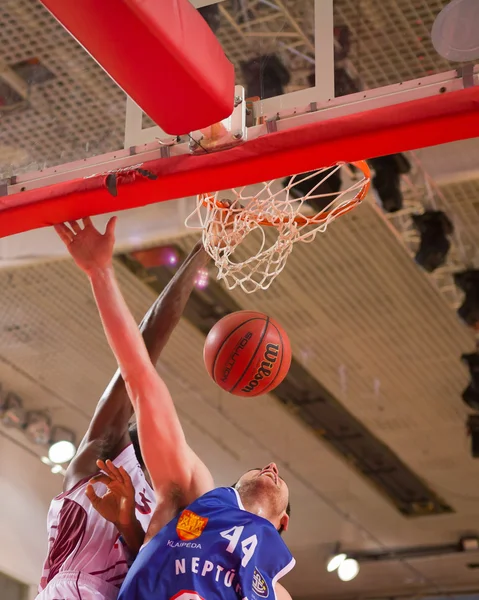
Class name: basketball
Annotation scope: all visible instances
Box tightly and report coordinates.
[204,310,292,397]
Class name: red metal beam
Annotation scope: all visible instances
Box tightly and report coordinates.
[2,85,479,238]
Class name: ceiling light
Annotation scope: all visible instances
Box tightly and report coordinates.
[327,553,347,572]
[131,246,179,268]
[455,270,479,329]
[40,456,52,466]
[286,167,342,212]
[412,210,453,272]
[0,392,25,428]
[460,536,479,552]
[51,464,63,474]
[370,154,411,213]
[461,352,479,411]
[49,440,76,464]
[24,411,51,445]
[49,426,76,464]
[195,267,209,289]
[337,558,360,582]
[467,415,479,459]
[432,0,479,62]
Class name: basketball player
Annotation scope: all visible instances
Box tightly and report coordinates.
[37,221,209,600]
[55,217,295,600]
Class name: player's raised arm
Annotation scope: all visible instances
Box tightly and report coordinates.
[64,236,209,491]
[54,218,214,501]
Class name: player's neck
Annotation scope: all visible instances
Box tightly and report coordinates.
[238,489,275,524]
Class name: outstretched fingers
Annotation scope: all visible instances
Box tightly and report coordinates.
[82,216,93,229]
[81,215,116,237]
[69,221,82,234]
[55,216,116,241]
[105,216,117,238]
[53,223,74,245]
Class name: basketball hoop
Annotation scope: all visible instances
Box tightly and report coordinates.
[186,160,371,293]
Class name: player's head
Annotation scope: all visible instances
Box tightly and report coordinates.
[234,463,290,534]
[128,422,151,485]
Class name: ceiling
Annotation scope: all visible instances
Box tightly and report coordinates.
[1,204,478,598]
[1,0,479,598]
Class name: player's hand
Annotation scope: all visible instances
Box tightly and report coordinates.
[54,217,117,275]
[85,459,135,527]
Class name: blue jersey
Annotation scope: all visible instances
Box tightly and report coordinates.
[119,487,295,600]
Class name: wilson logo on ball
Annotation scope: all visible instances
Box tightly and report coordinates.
[241,343,279,394]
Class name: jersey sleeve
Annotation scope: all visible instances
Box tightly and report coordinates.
[239,520,295,600]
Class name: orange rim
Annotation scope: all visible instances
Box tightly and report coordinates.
[199,160,371,227]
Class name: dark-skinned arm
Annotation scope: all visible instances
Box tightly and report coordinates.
[63,241,209,492]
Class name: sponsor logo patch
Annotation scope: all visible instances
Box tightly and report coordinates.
[252,567,269,598]
[176,510,208,541]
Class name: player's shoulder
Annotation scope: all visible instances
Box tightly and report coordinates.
[51,474,91,505]
[58,444,137,501]
[195,488,285,538]
[46,480,90,529]
[192,486,240,511]
[208,486,237,501]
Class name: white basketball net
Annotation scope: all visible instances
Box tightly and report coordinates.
[185,162,370,294]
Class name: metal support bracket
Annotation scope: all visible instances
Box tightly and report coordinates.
[188,85,247,154]
[160,146,170,159]
[266,119,278,134]
[458,64,476,89]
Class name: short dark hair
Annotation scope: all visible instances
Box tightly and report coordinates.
[128,422,145,469]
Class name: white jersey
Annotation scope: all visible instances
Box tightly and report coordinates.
[36,444,155,600]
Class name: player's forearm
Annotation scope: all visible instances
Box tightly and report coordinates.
[140,241,209,362]
[88,259,200,494]
[88,265,153,398]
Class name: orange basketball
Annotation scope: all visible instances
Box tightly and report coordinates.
[204,310,291,397]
